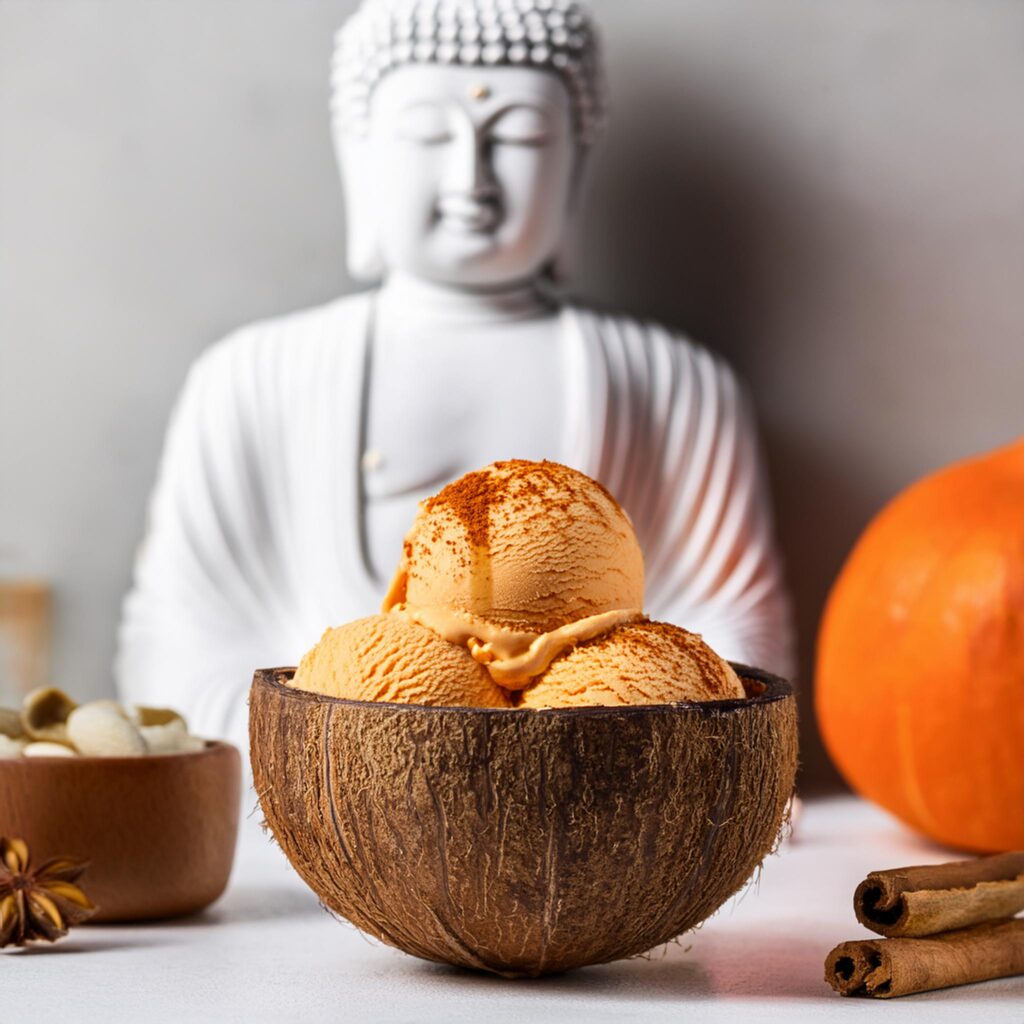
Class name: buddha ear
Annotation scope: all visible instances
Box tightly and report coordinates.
[336,132,386,283]
[545,147,591,286]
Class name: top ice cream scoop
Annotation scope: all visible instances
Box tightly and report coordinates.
[383,460,645,686]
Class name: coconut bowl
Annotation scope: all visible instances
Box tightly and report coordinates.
[0,741,241,921]
[250,666,797,978]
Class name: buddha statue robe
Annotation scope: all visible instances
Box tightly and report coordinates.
[117,293,791,749]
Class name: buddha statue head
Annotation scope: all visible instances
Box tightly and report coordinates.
[332,0,605,288]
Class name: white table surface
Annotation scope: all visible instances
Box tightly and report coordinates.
[4,795,1023,1023]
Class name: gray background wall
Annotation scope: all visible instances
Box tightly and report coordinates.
[2,0,1022,790]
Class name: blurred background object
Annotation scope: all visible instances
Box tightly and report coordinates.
[2,0,1022,790]
[816,439,1024,852]
[0,579,51,705]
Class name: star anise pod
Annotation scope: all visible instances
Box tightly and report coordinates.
[0,837,96,948]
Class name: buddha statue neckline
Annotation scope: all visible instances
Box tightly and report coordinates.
[377,272,556,327]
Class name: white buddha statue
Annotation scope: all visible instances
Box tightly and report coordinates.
[117,0,792,748]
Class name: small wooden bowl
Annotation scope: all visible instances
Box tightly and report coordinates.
[0,741,241,921]
[250,666,797,977]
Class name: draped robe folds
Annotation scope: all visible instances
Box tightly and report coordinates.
[116,294,792,750]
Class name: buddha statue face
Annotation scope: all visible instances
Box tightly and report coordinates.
[352,64,576,288]
[332,0,605,289]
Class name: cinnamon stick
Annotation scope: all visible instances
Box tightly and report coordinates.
[854,851,1024,937]
[825,919,1024,999]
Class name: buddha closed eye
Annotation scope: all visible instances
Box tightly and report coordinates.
[489,106,553,146]
[394,102,452,145]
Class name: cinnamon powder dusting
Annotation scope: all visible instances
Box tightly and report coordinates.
[423,469,502,548]
[422,460,625,550]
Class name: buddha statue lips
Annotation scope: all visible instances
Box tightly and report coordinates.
[435,193,503,235]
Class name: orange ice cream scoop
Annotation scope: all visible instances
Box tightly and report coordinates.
[383,460,645,686]
[518,621,745,709]
[290,615,512,708]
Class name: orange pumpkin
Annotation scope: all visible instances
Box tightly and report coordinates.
[816,438,1024,852]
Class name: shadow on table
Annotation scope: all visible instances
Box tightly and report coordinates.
[10,885,323,953]
[418,926,833,1002]
[13,936,165,955]
[121,883,323,930]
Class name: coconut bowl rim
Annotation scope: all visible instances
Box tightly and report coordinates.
[251,664,792,716]
[0,739,239,768]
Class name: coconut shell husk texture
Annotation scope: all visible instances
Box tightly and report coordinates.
[250,665,797,978]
